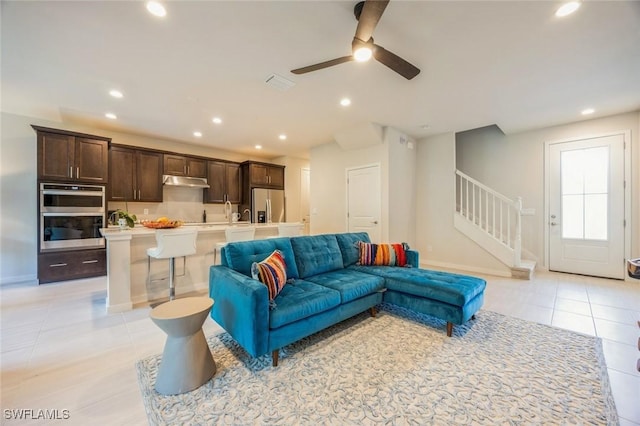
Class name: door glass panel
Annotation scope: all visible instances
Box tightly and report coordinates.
[562,194,584,239]
[584,147,608,193]
[560,146,609,240]
[561,150,584,194]
[585,194,607,240]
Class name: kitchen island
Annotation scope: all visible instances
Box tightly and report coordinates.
[100,223,278,312]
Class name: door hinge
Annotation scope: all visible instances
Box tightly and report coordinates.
[623,219,626,227]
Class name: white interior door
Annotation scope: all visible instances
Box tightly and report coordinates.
[548,134,625,279]
[300,168,310,234]
[347,164,381,242]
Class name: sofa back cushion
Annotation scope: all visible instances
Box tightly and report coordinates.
[335,232,371,267]
[290,234,344,278]
[222,237,299,279]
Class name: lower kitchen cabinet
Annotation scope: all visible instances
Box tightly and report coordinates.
[38,249,106,284]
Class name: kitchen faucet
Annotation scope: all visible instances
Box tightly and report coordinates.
[225,200,232,225]
[243,208,251,221]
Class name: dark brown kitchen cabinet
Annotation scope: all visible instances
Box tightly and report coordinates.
[33,126,110,184]
[38,249,106,284]
[205,160,241,203]
[163,154,207,178]
[242,161,284,189]
[109,146,163,202]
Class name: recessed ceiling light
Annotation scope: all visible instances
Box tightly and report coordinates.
[279,134,287,141]
[581,108,595,115]
[340,98,351,107]
[193,131,202,137]
[146,1,166,17]
[420,124,430,130]
[109,89,123,98]
[255,145,262,150]
[212,117,222,124]
[105,112,117,120]
[555,1,580,17]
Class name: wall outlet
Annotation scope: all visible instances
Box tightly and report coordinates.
[143,209,149,215]
[427,245,433,252]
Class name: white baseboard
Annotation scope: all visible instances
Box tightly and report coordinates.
[0,274,38,286]
[420,260,511,278]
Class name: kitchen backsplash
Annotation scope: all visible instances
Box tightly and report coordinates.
[108,186,239,224]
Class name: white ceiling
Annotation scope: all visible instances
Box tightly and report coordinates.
[2,1,639,159]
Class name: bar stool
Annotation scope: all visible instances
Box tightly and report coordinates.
[147,228,198,300]
[214,226,255,264]
[277,222,305,237]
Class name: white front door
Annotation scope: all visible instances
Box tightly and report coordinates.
[548,134,625,279]
[347,164,381,242]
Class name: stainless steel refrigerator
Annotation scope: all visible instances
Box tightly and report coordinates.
[251,188,285,223]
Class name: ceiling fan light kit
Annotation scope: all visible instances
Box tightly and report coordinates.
[291,0,420,80]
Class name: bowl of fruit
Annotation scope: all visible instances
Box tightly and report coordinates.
[141,217,183,229]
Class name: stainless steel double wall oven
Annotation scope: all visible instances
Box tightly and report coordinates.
[39,183,106,252]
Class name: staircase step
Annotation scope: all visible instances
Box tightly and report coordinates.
[511,260,536,280]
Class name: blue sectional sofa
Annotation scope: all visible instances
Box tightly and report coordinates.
[209,232,486,366]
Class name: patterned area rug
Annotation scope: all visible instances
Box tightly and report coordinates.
[136,304,618,425]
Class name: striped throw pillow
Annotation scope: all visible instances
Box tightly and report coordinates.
[251,250,287,302]
[358,241,409,267]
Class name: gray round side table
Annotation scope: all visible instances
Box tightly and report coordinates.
[150,296,216,395]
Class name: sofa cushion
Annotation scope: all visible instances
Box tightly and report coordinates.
[304,269,385,303]
[335,232,371,267]
[223,237,299,279]
[290,235,344,279]
[269,280,341,329]
[350,266,486,307]
[251,250,288,302]
[358,241,409,267]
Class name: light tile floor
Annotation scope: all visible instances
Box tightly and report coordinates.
[1,270,639,425]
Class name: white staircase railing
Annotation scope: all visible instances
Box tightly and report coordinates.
[454,170,522,268]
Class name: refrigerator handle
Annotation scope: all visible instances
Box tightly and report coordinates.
[266,198,272,223]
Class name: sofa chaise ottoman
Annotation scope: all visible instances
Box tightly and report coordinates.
[336,233,486,337]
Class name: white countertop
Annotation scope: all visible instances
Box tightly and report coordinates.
[100,222,278,238]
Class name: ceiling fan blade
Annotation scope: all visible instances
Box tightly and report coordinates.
[373,44,420,80]
[291,55,354,75]
[354,0,390,43]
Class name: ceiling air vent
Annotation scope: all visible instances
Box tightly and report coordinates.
[265,74,296,91]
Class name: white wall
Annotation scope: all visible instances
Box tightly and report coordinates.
[415,132,509,276]
[386,127,417,246]
[455,111,640,270]
[309,139,389,238]
[309,126,418,245]
[0,112,297,285]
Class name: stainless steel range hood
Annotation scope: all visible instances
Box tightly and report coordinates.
[162,175,210,188]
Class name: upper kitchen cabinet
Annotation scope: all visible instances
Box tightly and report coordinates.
[109,146,163,202]
[242,161,284,189]
[33,126,110,183]
[205,160,241,204]
[163,154,207,178]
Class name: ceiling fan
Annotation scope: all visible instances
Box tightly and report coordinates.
[291,0,420,80]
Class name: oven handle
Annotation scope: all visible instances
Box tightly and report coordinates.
[41,212,104,217]
[41,189,104,197]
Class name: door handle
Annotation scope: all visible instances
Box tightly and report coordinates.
[550,222,558,226]
[372,221,378,224]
